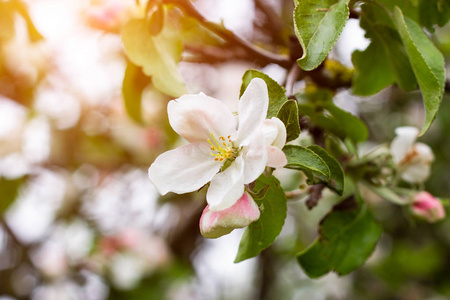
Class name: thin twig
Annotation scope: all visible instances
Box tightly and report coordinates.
[165,0,291,68]
[285,63,301,96]
[306,183,325,209]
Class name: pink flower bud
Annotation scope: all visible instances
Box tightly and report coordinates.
[411,192,445,223]
[200,192,260,239]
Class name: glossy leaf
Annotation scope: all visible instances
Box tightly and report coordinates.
[352,39,395,96]
[122,62,151,124]
[297,198,383,278]
[418,0,450,30]
[324,102,368,143]
[393,7,445,135]
[235,175,287,262]
[294,0,349,71]
[122,18,186,97]
[283,145,330,183]
[277,100,300,142]
[353,2,416,94]
[308,145,344,195]
[240,69,288,118]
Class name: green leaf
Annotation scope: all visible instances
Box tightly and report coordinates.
[294,0,349,71]
[277,100,300,142]
[283,145,330,183]
[0,176,27,214]
[418,0,450,31]
[393,7,445,135]
[235,175,287,262]
[375,0,419,22]
[324,102,368,143]
[122,62,151,124]
[240,69,288,118]
[308,145,344,195]
[354,2,417,94]
[122,18,186,98]
[297,197,383,278]
[352,40,395,96]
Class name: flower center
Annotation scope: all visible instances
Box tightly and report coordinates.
[207,133,236,162]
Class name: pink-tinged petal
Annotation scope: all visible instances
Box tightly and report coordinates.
[168,93,237,143]
[262,117,286,149]
[200,192,260,239]
[266,146,287,168]
[411,192,445,223]
[236,78,269,146]
[148,143,221,195]
[242,130,267,184]
[207,155,245,211]
[390,126,419,163]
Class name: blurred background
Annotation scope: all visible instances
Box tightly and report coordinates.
[1,0,450,299]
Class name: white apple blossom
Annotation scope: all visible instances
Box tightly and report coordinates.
[390,126,434,183]
[148,78,286,213]
[263,117,288,168]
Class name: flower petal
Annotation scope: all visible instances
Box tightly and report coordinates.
[401,162,431,183]
[242,130,268,184]
[168,93,237,143]
[200,192,260,239]
[390,126,419,163]
[266,146,287,168]
[236,78,269,146]
[414,143,434,163]
[148,142,221,195]
[262,117,286,149]
[207,155,245,211]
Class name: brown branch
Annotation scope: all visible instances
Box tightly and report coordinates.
[254,0,285,46]
[285,63,302,95]
[183,44,249,64]
[306,183,325,209]
[165,0,291,68]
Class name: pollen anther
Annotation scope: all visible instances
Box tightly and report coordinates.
[208,132,236,162]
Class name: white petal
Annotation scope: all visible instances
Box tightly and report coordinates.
[236,78,269,145]
[207,155,245,211]
[401,162,431,183]
[148,143,221,195]
[262,117,286,149]
[168,93,237,143]
[414,143,434,163]
[390,126,419,163]
[200,192,260,239]
[242,130,268,184]
[266,146,287,168]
